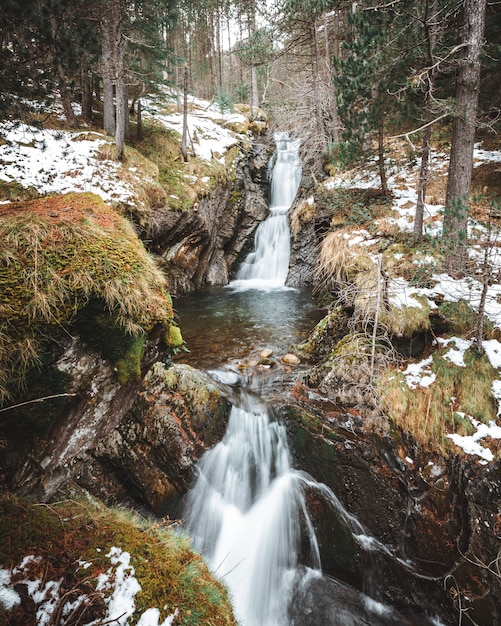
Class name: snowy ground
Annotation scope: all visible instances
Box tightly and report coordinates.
[0,95,248,204]
[324,144,501,461]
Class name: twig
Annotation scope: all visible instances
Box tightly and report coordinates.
[0,393,77,413]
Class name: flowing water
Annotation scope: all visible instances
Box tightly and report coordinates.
[182,132,316,625]
[179,134,445,625]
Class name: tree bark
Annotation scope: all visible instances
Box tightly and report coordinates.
[181,63,189,162]
[414,0,439,242]
[442,0,487,273]
[310,19,327,151]
[81,64,93,124]
[378,118,388,195]
[115,76,126,160]
[101,20,116,136]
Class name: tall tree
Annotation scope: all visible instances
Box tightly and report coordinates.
[442,0,487,272]
[334,1,419,192]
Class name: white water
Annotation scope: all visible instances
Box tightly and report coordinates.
[230,132,302,290]
[184,387,321,626]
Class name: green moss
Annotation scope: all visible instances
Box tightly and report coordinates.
[437,299,494,337]
[166,323,184,348]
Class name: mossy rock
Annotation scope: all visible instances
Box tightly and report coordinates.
[0,192,175,401]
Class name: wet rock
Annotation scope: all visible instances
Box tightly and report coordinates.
[260,348,274,359]
[148,140,271,295]
[289,572,446,626]
[282,353,301,366]
[76,363,232,514]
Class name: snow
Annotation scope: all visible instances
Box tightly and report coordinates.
[402,356,436,389]
[0,547,178,625]
[448,417,501,462]
[0,122,134,203]
[0,94,248,205]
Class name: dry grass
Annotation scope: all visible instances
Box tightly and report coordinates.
[316,232,431,338]
[379,346,499,454]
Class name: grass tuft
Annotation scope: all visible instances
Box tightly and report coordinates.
[379,345,499,454]
[0,495,237,626]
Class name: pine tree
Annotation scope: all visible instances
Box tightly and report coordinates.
[334,1,420,192]
[442,0,487,273]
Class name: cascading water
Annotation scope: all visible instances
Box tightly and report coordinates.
[183,132,319,625]
[231,131,302,289]
[184,382,321,626]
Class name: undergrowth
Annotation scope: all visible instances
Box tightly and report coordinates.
[379,346,499,454]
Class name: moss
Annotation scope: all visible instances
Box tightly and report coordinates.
[166,323,184,348]
[0,192,176,401]
[0,496,237,625]
[436,299,494,338]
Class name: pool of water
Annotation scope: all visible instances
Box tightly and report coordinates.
[173,285,323,370]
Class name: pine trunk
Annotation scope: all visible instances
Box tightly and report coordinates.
[81,64,93,124]
[442,0,487,273]
[115,77,126,161]
[181,63,189,163]
[414,123,432,241]
[414,0,439,241]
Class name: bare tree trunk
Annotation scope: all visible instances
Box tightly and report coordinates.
[181,63,189,162]
[414,0,439,242]
[101,21,116,136]
[378,118,388,195]
[310,19,327,151]
[81,63,93,124]
[414,123,432,240]
[115,77,126,160]
[136,98,143,141]
[442,0,487,273]
[330,10,341,145]
[60,89,78,128]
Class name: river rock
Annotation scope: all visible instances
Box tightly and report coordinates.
[282,353,301,365]
[260,348,274,359]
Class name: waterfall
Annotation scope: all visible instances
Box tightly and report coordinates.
[183,383,321,626]
[231,131,302,290]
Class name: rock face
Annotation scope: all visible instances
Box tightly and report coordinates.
[287,192,332,287]
[148,140,271,294]
[7,339,231,512]
[279,399,501,626]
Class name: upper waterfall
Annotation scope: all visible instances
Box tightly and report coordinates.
[230,132,302,290]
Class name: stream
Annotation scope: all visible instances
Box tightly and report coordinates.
[176,134,446,625]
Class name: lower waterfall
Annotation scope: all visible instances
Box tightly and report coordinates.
[183,383,321,626]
